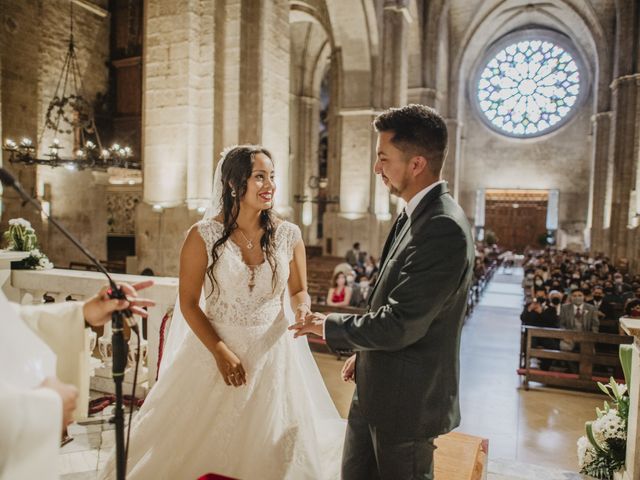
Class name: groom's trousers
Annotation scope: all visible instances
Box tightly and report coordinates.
[341,396,436,480]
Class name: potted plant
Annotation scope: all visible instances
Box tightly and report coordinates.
[2,218,53,270]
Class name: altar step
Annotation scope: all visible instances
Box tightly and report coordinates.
[435,431,488,479]
[487,458,589,479]
[434,433,590,480]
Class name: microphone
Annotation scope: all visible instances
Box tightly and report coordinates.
[0,168,138,329]
[0,167,16,186]
[1,166,137,479]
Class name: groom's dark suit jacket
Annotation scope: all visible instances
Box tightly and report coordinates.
[325,182,474,438]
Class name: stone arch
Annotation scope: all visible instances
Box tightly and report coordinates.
[289,2,335,242]
[323,0,378,108]
[290,0,380,253]
[451,0,611,120]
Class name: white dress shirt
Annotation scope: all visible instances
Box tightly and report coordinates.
[405,180,446,217]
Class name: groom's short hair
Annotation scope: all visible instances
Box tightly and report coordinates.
[373,104,448,176]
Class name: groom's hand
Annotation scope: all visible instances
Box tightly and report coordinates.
[341,354,356,383]
[288,312,326,338]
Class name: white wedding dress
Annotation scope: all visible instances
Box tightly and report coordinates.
[99,219,345,480]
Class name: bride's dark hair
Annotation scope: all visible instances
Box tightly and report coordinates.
[206,145,278,297]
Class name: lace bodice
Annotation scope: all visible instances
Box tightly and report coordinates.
[195,218,301,327]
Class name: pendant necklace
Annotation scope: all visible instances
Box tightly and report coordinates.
[237,228,256,250]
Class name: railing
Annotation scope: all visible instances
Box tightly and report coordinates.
[4,267,178,416]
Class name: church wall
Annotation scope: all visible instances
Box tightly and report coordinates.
[0,1,45,249]
[36,1,110,267]
[459,100,593,243]
[446,0,614,250]
[0,0,109,266]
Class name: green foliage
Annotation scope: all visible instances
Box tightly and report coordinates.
[3,219,38,251]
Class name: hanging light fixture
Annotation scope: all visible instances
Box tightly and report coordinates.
[2,3,140,171]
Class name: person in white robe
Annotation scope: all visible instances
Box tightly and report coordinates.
[0,281,154,480]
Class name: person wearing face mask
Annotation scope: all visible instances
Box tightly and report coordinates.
[613,273,631,296]
[346,271,356,288]
[540,266,549,281]
[363,255,379,279]
[541,290,563,328]
[522,269,535,299]
[602,281,622,304]
[624,286,640,316]
[531,275,545,295]
[520,288,548,327]
[589,286,614,320]
[350,274,372,308]
[622,282,640,305]
[559,289,599,354]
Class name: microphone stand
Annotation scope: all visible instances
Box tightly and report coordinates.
[0,168,130,480]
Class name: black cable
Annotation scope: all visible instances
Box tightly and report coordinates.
[125,326,141,462]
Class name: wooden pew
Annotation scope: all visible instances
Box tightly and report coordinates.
[518,327,633,391]
[306,255,344,303]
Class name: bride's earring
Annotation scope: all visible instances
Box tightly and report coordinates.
[231,189,237,198]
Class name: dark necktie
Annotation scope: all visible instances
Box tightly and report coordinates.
[393,210,408,243]
[379,209,409,270]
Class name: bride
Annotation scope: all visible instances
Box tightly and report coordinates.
[100,145,344,479]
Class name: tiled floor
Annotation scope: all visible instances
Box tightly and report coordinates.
[60,268,600,479]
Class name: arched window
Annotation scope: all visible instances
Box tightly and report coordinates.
[474,30,584,138]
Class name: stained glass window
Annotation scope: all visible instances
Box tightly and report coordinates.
[476,38,581,137]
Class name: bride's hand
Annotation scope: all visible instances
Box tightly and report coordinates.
[212,342,247,387]
[341,354,356,383]
[295,303,311,324]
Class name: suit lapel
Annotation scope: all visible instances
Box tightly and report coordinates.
[368,182,450,303]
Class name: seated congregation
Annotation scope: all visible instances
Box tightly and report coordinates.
[518,249,635,390]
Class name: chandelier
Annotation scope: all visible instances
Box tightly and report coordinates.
[1,4,139,172]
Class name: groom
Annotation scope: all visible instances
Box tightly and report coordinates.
[291,104,474,479]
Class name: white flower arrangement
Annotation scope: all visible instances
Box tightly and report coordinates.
[25,248,54,270]
[8,218,33,229]
[3,218,53,270]
[577,346,632,479]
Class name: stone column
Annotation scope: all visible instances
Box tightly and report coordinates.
[608,74,640,259]
[323,109,378,256]
[239,0,291,217]
[186,0,214,211]
[588,112,612,252]
[442,118,461,199]
[359,0,410,255]
[290,94,321,244]
[373,0,410,220]
[138,0,214,275]
[407,87,437,107]
[139,0,292,274]
[380,0,409,108]
[143,0,212,209]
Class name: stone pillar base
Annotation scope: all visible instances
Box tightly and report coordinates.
[135,203,201,277]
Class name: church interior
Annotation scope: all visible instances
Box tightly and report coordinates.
[2,0,640,479]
